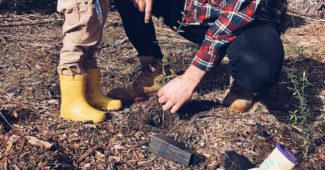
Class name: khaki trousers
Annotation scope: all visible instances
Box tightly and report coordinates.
[57,0,109,73]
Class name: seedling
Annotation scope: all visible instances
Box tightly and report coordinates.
[288,69,314,158]
[156,13,187,128]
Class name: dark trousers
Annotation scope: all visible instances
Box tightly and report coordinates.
[115,0,284,93]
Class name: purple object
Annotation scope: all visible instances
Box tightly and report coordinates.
[276,143,298,165]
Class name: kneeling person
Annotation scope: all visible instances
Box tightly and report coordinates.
[114,0,287,113]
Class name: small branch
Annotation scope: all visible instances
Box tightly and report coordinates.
[291,124,303,133]
[162,111,165,128]
[0,112,13,128]
[0,19,63,28]
[14,15,35,23]
[287,12,325,22]
[20,42,56,48]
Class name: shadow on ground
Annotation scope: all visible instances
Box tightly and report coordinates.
[285,14,307,29]
[0,0,118,14]
[221,151,256,170]
[0,0,57,14]
[178,100,221,120]
[194,57,324,125]
[131,56,324,127]
[0,108,34,132]
[260,57,324,124]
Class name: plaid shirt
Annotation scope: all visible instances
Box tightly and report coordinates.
[184,0,287,71]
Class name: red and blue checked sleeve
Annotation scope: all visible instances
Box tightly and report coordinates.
[192,0,259,71]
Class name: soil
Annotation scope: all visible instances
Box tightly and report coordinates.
[287,0,325,19]
[0,2,324,170]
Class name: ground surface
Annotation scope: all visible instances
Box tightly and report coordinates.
[0,4,325,170]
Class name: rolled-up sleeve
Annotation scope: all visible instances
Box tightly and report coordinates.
[192,0,259,71]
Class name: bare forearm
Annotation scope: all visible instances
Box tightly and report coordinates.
[182,65,206,87]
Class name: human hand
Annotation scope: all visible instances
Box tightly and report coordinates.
[157,65,205,113]
[132,0,153,23]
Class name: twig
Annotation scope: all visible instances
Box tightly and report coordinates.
[0,35,6,43]
[287,12,325,22]
[49,12,62,20]
[20,42,56,48]
[14,15,35,23]
[78,146,98,162]
[244,149,258,156]
[0,19,63,27]
[0,112,13,128]
[291,124,303,133]
[162,110,165,128]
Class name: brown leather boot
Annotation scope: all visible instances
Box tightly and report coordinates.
[107,56,175,104]
[223,77,254,113]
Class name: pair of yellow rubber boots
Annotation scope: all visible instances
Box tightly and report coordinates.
[59,68,122,123]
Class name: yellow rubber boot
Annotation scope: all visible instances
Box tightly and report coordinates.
[86,68,122,111]
[59,74,106,123]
